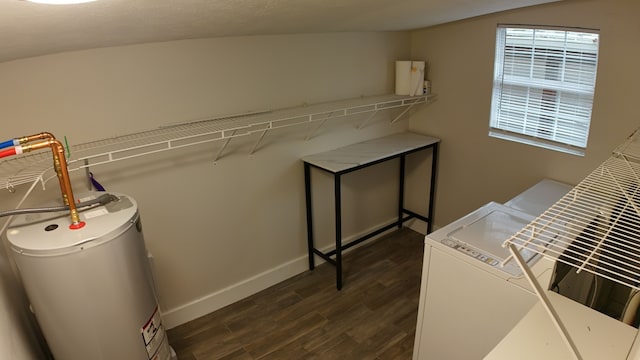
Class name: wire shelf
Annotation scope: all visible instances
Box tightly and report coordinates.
[0,94,433,191]
[614,127,640,161]
[505,138,640,291]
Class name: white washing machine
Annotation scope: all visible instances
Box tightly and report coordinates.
[412,179,572,360]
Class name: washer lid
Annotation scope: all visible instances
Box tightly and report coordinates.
[447,204,533,261]
[6,192,138,254]
[429,202,537,263]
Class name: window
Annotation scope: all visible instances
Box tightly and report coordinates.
[489,25,600,156]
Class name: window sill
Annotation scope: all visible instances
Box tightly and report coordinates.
[489,130,585,157]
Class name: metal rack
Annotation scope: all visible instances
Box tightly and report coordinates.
[0,94,433,193]
[503,128,640,360]
[505,129,640,292]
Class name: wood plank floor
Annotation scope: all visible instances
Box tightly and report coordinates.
[167,228,425,360]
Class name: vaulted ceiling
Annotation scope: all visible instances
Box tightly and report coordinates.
[0,0,560,63]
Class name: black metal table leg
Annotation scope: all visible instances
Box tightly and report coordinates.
[398,155,406,229]
[304,162,315,270]
[335,173,343,290]
[427,144,439,234]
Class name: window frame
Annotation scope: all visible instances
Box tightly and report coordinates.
[489,24,600,156]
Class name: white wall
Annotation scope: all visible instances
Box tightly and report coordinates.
[0,31,413,334]
[409,0,640,228]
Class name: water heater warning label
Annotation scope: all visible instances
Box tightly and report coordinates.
[141,306,169,360]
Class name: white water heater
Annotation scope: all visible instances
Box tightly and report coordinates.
[6,192,174,360]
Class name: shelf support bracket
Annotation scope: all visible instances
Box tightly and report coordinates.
[305,112,335,140]
[250,127,271,155]
[214,129,237,162]
[390,103,417,124]
[357,110,379,129]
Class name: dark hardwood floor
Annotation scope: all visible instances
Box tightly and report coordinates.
[167,228,425,360]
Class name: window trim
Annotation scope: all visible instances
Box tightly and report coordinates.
[489,24,600,157]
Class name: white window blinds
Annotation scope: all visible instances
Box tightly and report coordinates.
[490,25,600,155]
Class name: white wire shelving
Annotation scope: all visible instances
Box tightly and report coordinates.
[505,128,640,291]
[0,94,434,193]
[502,127,640,360]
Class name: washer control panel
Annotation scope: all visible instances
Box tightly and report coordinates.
[440,238,522,276]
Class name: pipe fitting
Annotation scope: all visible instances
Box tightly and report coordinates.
[20,136,85,229]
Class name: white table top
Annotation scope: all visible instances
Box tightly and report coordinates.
[301,132,439,173]
[484,291,637,360]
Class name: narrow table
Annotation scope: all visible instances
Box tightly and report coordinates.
[302,132,440,289]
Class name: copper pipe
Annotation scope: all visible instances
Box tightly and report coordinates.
[22,139,84,229]
[18,132,56,145]
[20,133,71,207]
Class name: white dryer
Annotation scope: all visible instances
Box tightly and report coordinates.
[412,179,572,360]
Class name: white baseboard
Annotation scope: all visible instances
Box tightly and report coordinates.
[162,218,406,329]
[162,253,309,329]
